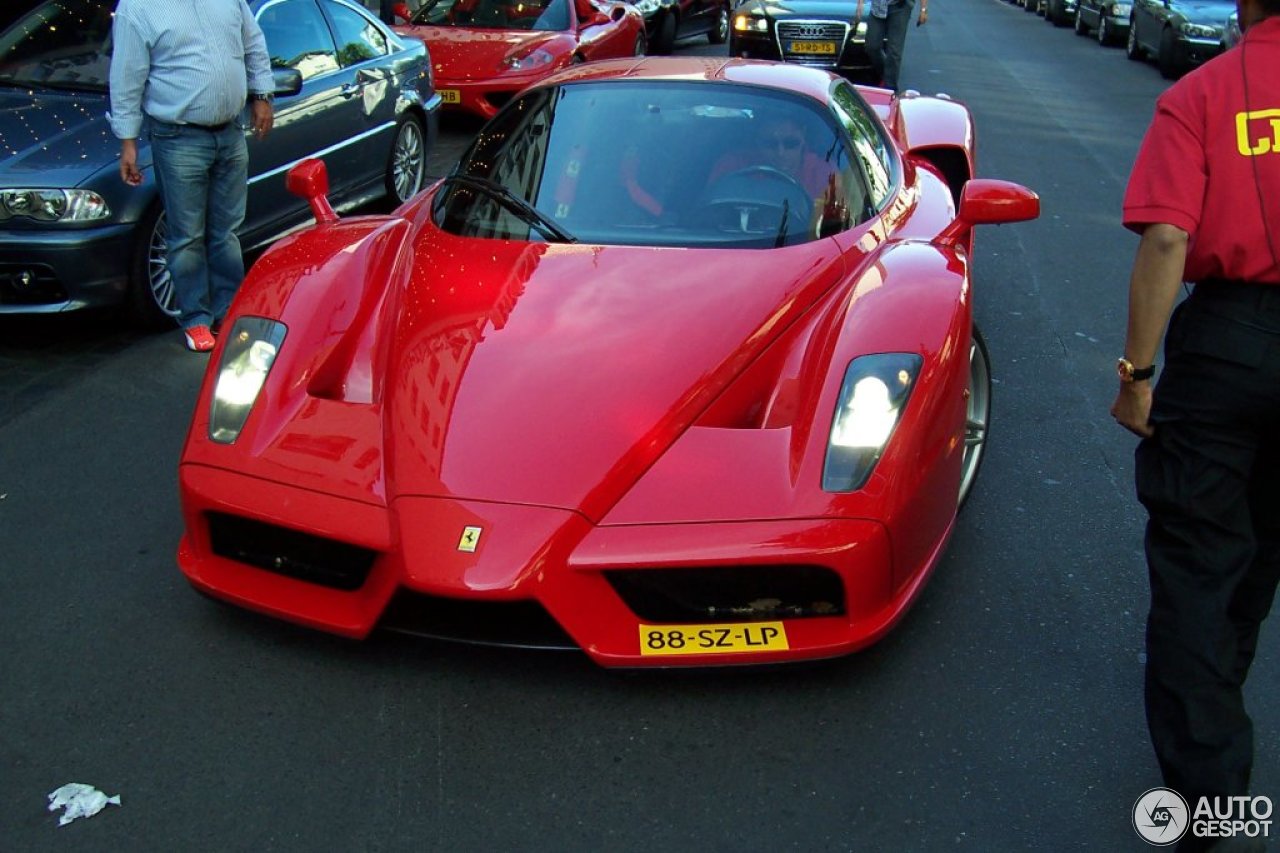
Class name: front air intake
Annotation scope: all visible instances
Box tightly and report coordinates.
[605,565,846,623]
[207,512,377,591]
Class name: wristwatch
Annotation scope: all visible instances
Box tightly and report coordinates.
[250,93,273,103]
[1116,357,1156,383]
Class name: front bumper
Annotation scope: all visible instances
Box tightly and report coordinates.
[0,221,135,313]
[433,70,547,120]
[1174,35,1223,67]
[178,464,935,667]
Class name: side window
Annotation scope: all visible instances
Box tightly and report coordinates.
[257,0,340,81]
[829,82,893,210]
[322,0,390,66]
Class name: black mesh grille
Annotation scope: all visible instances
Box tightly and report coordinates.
[776,20,849,64]
[379,591,578,650]
[606,565,846,623]
[207,512,377,591]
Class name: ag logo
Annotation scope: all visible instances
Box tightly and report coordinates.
[457,526,482,553]
[1133,787,1189,845]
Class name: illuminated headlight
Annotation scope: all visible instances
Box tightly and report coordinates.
[209,317,287,444]
[855,20,867,36]
[503,48,556,70]
[633,0,659,13]
[733,14,768,32]
[822,353,922,492]
[1179,21,1218,38]
[1109,2,1131,15]
[0,189,110,222]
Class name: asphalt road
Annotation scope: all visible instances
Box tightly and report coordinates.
[4,2,1276,849]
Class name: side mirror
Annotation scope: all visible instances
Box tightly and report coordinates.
[935,179,1039,248]
[286,159,339,224]
[272,67,303,98]
[392,1,412,20]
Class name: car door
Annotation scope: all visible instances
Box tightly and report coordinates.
[572,0,633,58]
[244,0,363,241]
[317,0,400,199]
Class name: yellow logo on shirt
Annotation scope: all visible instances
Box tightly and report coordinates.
[1235,109,1280,156]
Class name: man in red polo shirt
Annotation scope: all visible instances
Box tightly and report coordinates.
[1113,0,1280,844]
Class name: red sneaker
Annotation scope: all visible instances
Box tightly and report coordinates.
[183,325,215,353]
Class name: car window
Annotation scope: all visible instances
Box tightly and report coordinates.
[257,0,341,81]
[436,81,871,248]
[413,0,570,31]
[829,81,893,210]
[0,0,114,91]
[321,0,390,65]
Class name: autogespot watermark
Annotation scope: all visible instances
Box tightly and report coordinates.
[1132,788,1273,846]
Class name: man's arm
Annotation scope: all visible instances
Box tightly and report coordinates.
[239,1,275,139]
[1110,222,1188,438]
[107,10,148,184]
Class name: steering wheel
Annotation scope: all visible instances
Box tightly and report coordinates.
[696,165,814,240]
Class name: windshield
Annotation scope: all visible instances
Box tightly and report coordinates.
[0,0,116,92]
[412,0,570,31]
[435,80,873,249]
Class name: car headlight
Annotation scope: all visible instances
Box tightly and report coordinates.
[822,353,922,492]
[503,48,556,70]
[209,317,287,444]
[733,14,768,32]
[1109,2,1131,15]
[855,20,867,36]
[0,189,110,222]
[1179,21,1218,38]
[633,0,659,13]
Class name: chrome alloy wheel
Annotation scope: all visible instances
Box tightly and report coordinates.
[391,118,426,203]
[148,211,178,319]
[958,325,991,508]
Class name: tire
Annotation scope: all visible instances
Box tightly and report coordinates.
[1157,27,1182,78]
[708,4,728,44]
[126,205,179,330]
[386,113,427,204]
[1097,15,1111,45]
[1126,15,1144,60]
[652,11,676,54]
[958,323,991,510]
[1074,7,1089,35]
[633,32,647,56]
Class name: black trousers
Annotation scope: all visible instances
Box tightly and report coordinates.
[1137,280,1280,819]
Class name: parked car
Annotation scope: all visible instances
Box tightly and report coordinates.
[1223,9,1241,49]
[1126,0,1232,78]
[1074,0,1132,45]
[630,0,731,55]
[0,0,439,327]
[391,0,647,121]
[729,0,871,82]
[1044,0,1078,27]
[175,57,1038,667]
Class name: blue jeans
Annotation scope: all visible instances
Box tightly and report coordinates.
[147,121,249,330]
[865,0,915,92]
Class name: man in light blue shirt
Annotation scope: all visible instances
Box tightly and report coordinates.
[109,0,274,351]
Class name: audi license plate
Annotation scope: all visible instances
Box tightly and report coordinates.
[789,40,838,55]
[439,89,461,104]
[638,621,789,657]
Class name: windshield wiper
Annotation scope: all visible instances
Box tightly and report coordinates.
[440,174,577,244]
[774,198,790,248]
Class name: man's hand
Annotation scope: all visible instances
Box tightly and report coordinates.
[119,139,142,186]
[1111,381,1154,438]
[917,4,928,24]
[251,99,274,140]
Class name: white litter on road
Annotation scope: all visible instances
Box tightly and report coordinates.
[47,783,121,826]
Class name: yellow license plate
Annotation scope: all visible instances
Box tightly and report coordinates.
[790,40,837,55]
[440,89,461,104]
[638,621,789,657]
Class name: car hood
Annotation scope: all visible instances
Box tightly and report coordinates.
[0,88,119,188]
[397,26,569,81]
[1173,1,1234,25]
[385,234,847,521]
[741,0,864,18]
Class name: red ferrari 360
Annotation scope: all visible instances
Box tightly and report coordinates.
[177,58,1039,667]
[391,0,646,119]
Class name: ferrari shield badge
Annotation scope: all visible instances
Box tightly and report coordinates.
[457,526,482,553]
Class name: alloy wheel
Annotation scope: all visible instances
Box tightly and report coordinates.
[958,326,991,508]
[392,119,426,203]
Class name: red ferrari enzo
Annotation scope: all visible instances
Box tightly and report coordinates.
[177,58,1038,667]
[391,0,645,120]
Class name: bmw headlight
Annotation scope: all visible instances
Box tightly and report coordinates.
[209,317,287,444]
[0,189,110,222]
[822,353,922,492]
[733,14,768,32]
[633,0,659,13]
[503,48,556,70]
[1179,21,1218,38]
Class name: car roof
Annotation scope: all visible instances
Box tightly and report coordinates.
[539,57,838,105]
